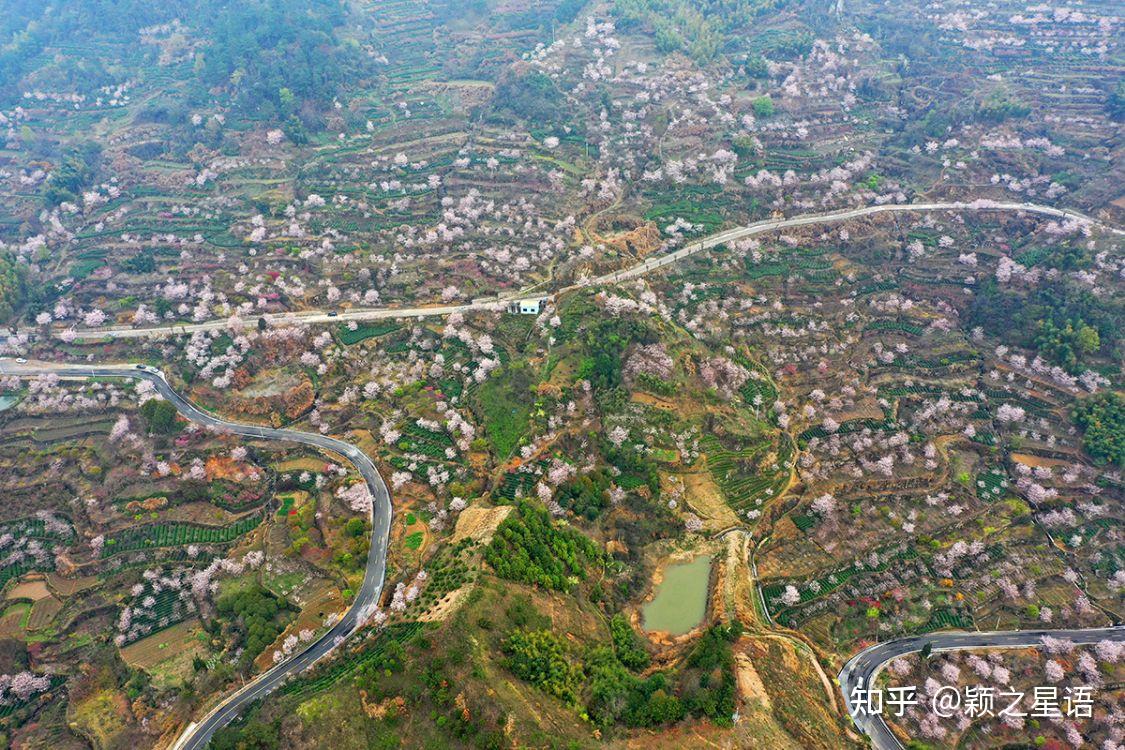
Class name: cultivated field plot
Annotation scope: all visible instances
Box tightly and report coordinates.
[121,618,207,687]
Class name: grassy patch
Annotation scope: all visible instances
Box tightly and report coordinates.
[120,619,205,688]
[337,322,401,345]
[70,689,130,748]
[474,364,534,459]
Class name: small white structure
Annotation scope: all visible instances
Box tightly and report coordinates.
[508,298,546,315]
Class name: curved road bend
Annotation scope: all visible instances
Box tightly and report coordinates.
[35,200,1123,342]
[4,195,1124,745]
[839,626,1125,749]
[0,361,392,750]
[1,372,1123,747]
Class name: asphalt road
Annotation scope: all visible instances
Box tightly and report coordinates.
[0,361,392,750]
[28,200,1123,342]
[4,188,1125,748]
[839,626,1125,749]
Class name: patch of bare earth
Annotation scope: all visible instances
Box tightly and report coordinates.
[273,456,332,474]
[7,578,51,601]
[204,455,257,481]
[360,691,406,719]
[236,368,302,398]
[451,505,513,544]
[720,532,759,625]
[419,586,473,623]
[677,470,740,530]
[735,646,771,709]
[1010,452,1069,468]
[630,391,678,412]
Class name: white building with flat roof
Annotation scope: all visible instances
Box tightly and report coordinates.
[508,298,546,315]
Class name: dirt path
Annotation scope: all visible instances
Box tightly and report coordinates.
[727,528,856,738]
[755,632,841,714]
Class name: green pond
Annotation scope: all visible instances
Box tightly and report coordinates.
[0,395,16,412]
[642,554,712,635]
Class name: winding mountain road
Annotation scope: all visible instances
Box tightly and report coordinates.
[2,199,1123,748]
[839,626,1125,749]
[0,360,391,750]
[6,366,1122,750]
[29,200,1122,342]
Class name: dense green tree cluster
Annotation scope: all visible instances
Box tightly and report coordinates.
[121,252,157,274]
[612,0,796,62]
[975,90,1031,122]
[216,586,293,670]
[1033,318,1101,374]
[483,501,602,591]
[0,0,174,104]
[503,617,739,731]
[586,646,685,727]
[608,613,650,670]
[752,95,776,117]
[493,67,567,125]
[761,29,814,60]
[680,622,741,725]
[585,646,642,725]
[556,469,612,520]
[968,279,1121,372]
[195,0,357,122]
[1109,81,1125,122]
[44,144,101,206]
[2,0,359,126]
[553,0,588,23]
[502,629,583,704]
[0,253,26,322]
[587,623,740,729]
[1026,244,1092,271]
[614,0,721,61]
[435,0,584,33]
[1073,392,1125,467]
[210,718,281,750]
[139,398,181,434]
[498,611,676,729]
[579,317,658,392]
